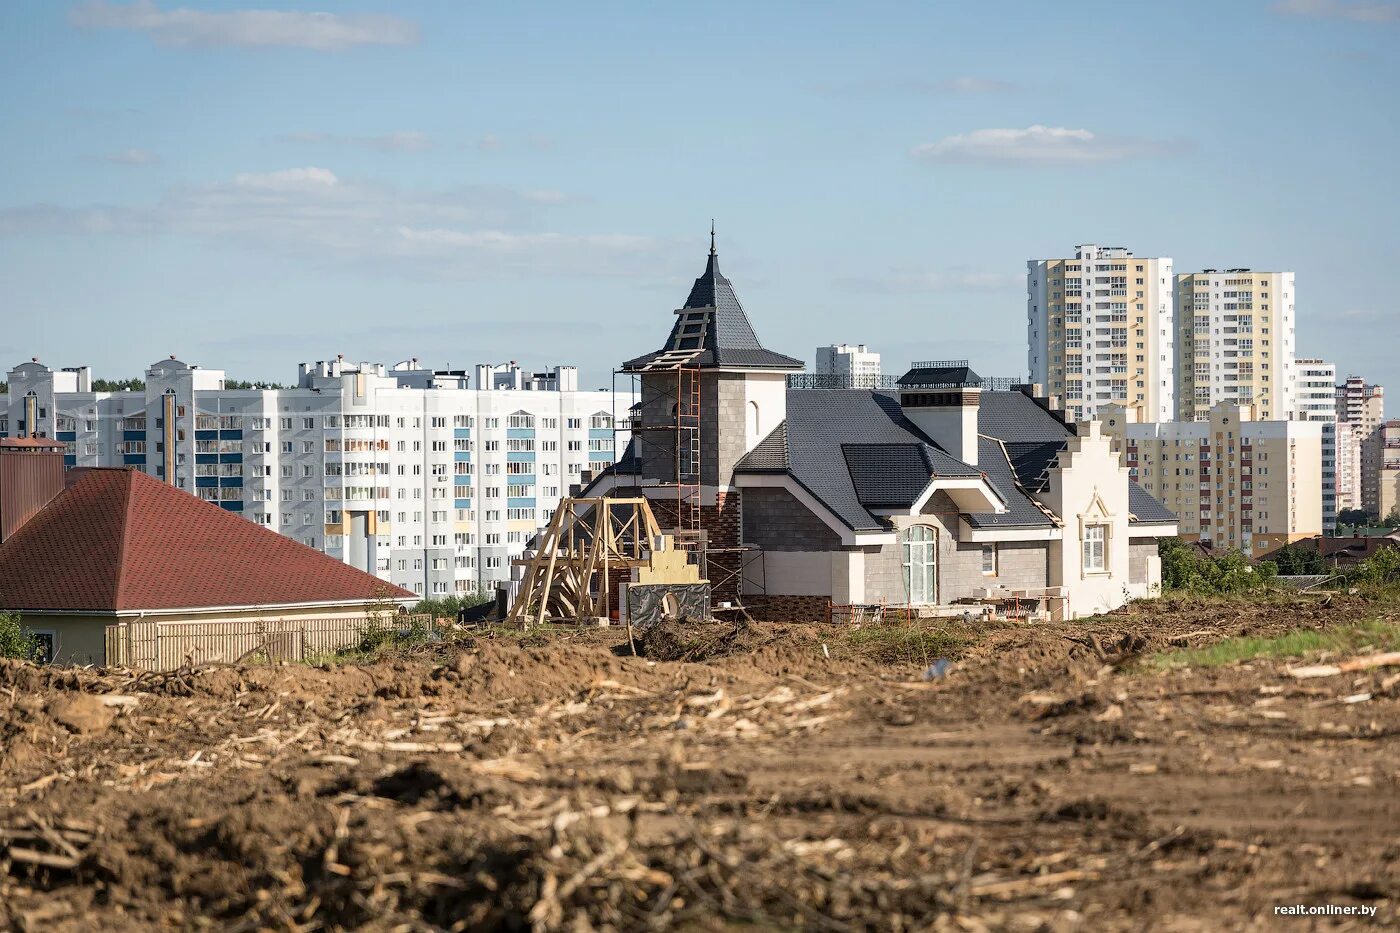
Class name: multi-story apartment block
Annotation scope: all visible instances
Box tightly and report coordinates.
[815,344,882,387]
[1174,269,1295,422]
[1335,421,1361,515]
[1028,244,1174,423]
[4,356,635,598]
[1336,375,1384,431]
[1101,402,1322,557]
[1370,420,1400,522]
[1336,375,1386,516]
[1293,358,1338,531]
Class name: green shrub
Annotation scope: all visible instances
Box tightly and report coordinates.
[0,611,41,661]
[1158,537,1276,595]
[412,592,494,620]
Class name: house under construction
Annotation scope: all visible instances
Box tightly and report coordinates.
[545,233,1176,621]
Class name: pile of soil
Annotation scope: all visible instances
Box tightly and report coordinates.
[2,596,1397,930]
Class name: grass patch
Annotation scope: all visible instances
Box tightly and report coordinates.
[843,623,971,666]
[1144,619,1400,671]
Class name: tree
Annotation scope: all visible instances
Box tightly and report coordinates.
[1269,542,1326,576]
[92,377,145,392]
[1384,507,1400,529]
[0,612,41,661]
[1337,508,1372,529]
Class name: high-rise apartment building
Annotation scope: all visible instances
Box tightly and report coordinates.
[1335,375,1385,516]
[815,343,882,386]
[1335,421,1361,515]
[1336,376,1384,431]
[4,356,635,598]
[1370,420,1400,522]
[1293,358,1338,531]
[1174,269,1295,422]
[1101,402,1322,557]
[1028,244,1174,423]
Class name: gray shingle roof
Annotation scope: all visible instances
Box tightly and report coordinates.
[1128,481,1177,526]
[977,390,1077,442]
[732,389,985,532]
[621,245,804,372]
[736,422,788,472]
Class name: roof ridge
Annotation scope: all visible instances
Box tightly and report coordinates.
[112,470,138,609]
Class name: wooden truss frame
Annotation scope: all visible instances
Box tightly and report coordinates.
[507,496,663,626]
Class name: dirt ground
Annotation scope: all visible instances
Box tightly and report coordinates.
[2,595,1398,931]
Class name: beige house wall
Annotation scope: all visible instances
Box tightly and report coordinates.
[15,600,401,666]
[1039,421,1149,619]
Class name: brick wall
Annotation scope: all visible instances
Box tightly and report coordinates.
[648,490,742,602]
[1129,540,1155,584]
[744,593,829,622]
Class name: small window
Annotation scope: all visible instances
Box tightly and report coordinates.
[1083,525,1107,573]
[981,544,997,576]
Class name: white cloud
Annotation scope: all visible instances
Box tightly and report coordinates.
[1273,0,1400,22]
[912,125,1185,165]
[279,130,431,152]
[89,148,160,165]
[68,1,419,50]
[0,168,662,278]
[834,268,1022,294]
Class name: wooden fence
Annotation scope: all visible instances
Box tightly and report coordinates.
[104,614,433,670]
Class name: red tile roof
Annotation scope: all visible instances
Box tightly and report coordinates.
[0,468,414,612]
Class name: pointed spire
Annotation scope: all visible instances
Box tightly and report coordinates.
[709,219,716,257]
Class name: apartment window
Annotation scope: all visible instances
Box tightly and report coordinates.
[981,544,997,576]
[1083,525,1108,573]
[303,418,315,429]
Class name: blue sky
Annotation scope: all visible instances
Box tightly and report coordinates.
[1,0,1396,392]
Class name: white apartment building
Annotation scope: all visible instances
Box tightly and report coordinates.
[1028,244,1175,423]
[4,356,635,598]
[1293,357,1338,531]
[815,344,882,386]
[1175,269,1296,422]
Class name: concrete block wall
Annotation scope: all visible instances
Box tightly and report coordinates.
[1129,540,1155,584]
[740,487,841,551]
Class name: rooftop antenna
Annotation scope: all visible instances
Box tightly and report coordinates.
[709,219,716,256]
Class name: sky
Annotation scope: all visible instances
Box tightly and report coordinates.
[0,0,1396,393]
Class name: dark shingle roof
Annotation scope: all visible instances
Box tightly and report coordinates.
[1004,440,1067,493]
[897,363,982,388]
[736,422,788,471]
[1128,482,1177,526]
[621,245,803,372]
[733,389,984,532]
[977,390,1077,442]
[964,437,1057,528]
[841,443,974,507]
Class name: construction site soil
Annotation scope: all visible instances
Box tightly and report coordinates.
[2,595,1398,931]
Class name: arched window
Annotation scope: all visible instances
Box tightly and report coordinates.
[900,525,937,604]
[748,400,761,441]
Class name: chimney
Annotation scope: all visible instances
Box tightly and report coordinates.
[899,384,981,467]
[0,437,66,543]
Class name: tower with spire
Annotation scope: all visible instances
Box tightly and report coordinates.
[619,230,802,512]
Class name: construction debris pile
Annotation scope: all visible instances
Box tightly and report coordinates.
[2,598,1398,930]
